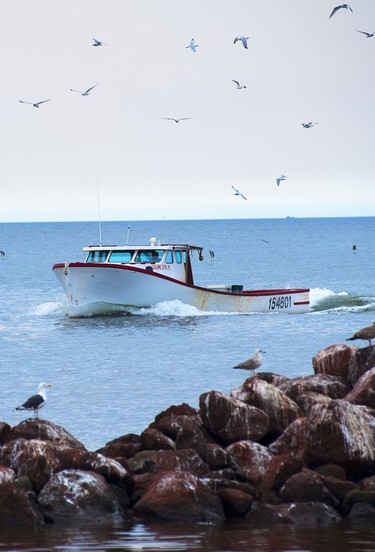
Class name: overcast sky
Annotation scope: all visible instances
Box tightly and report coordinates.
[1,1,374,222]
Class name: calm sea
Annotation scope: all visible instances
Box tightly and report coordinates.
[0,217,374,551]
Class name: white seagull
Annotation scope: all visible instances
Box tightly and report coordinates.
[233,349,265,375]
[92,37,108,46]
[232,185,247,200]
[302,122,318,128]
[234,36,249,49]
[329,4,353,18]
[70,84,98,96]
[186,39,198,52]
[162,117,193,123]
[356,30,374,38]
[15,382,52,418]
[232,80,247,89]
[19,99,51,108]
[276,175,287,186]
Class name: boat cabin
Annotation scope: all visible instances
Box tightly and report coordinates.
[82,239,203,285]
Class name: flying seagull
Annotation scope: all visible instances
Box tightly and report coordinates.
[302,122,318,128]
[329,4,353,18]
[92,37,108,46]
[356,30,374,38]
[70,84,98,96]
[231,185,247,200]
[232,80,247,89]
[161,117,193,123]
[186,39,198,52]
[261,239,271,245]
[233,349,265,375]
[346,322,375,346]
[19,99,51,108]
[234,36,249,49]
[276,175,287,186]
[15,382,52,418]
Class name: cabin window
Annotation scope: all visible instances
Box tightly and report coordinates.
[165,251,173,263]
[108,251,134,262]
[87,250,108,262]
[134,250,164,263]
[175,251,182,264]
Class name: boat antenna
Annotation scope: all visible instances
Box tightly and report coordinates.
[96,175,102,246]
[126,225,131,245]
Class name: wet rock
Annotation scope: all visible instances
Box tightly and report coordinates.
[280,374,350,401]
[84,452,133,492]
[294,392,332,417]
[351,346,375,386]
[8,419,85,449]
[359,475,375,491]
[140,427,175,451]
[279,469,339,507]
[347,502,375,523]
[246,502,341,526]
[97,433,143,463]
[0,466,16,484]
[199,391,269,444]
[152,404,200,439]
[342,490,375,516]
[0,423,12,445]
[133,471,225,523]
[312,344,357,385]
[345,367,375,407]
[305,400,375,474]
[38,469,126,525]
[231,378,302,437]
[268,417,308,461]
[0,481,44,526]
[128,448,210,477]
[226,441,272,490]
[217,487,254,516]
[261,455,303,493]
[314,464,347,480]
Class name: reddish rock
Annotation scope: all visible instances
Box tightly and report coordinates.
[133,471,225,523]
[280,374,350,401]
[251,373,290,388]
[318,474,358,503]
[140,427,175,451]
[0,423,12,445]
[17,455,51,491]
[231,378,302,437]
[294,392,332,417]
[314,464,347,480]
[128,448,210,477]
[199,391,269,444]
[152,404,200,439]
[8,419,85,449]
[268,417,308,461]
[279,469,339,507]
[217,487,253,516]
[174,415,218,453]
[84,452,133,492]
[0,466,16,484]
[226,441,272,490]
[312,344,357,385]
[198,443,227,469]
[350,347,375,386]
[345,367,375,407]
[0,481,44,526]
[246,502,341,526]
[305,400,375,474]
[97,433,143,462]
[38,469,126,524]
[261,455,303,493]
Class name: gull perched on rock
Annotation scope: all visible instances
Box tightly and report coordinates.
[70,84,98,96]
[19,99,51,108]
[302,122,318,128]
[346,322,375,346]
[186,39,198,52]
[329,4,353,18]
[92,37,107,46]
[15,382,52,418]
[231,186,247,200]
[356,30,374,38]
[276,175,287,186]
[234,36,249,49]
[232,80,246,89]
[233,349,265,375]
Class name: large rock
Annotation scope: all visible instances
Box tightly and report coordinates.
[345,367,375,407]
[7,419,85,449]
[133,471,225,523]
[97,433,143,463]
[226,441,273,490]
[312,344,357,385]
[279,468,339,507]
[0,481,44,526]
[38,469,126,524]
[127,448,210,477]
[246,502,342,526]
[231,378,302,437]
[268,417,308,461]
[305,400,375,474]
[199,391,269,444]
[280,374,350,401]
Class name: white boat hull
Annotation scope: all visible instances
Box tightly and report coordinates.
[53,263,310,317]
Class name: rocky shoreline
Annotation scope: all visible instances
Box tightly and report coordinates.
[1,343,375,527]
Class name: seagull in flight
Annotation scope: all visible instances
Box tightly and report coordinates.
[261,239,271,246]
[232,80,247,89]
[70,84,98,96]
[329,4,353,18]
[302,122,318,128]
[162,117,193,123]
[92,38,107,46]
[276,175,287,186]
[186,38,198,52]
[19,99,51,108]
[356,30,374,38]
[234,36,249,49]
[232,186,247,200]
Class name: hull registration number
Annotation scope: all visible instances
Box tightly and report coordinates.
[268,296,292,310]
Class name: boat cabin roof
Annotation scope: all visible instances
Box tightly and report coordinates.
[83,243,203,254]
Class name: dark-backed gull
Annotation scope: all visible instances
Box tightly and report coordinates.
[15,382,52,418]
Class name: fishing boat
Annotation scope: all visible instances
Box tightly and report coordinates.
[52,237,310,317]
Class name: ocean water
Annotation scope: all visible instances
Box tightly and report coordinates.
[0,216,375,550]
